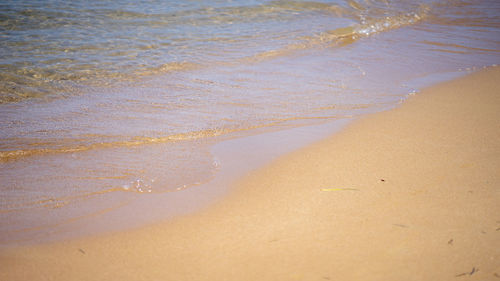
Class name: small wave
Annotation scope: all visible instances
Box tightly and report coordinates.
[0,113,350,162]
[0,123,269,161]
[0,129,222,161]
[240,4,429,63]
[311,6,429,45]
[0,60,199,104]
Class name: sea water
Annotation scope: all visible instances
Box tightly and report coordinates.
[1,0,499,244]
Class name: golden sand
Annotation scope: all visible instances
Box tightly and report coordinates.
[1,67,499,280]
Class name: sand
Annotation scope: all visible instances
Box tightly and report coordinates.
[1,67,499,280]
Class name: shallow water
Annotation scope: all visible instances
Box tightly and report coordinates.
[1,0,499,244]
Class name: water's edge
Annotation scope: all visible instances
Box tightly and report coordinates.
[2,68,480,248]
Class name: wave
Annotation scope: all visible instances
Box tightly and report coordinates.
[310,5,429,44]
[0,128,229,161]
[0,0,424,103]
[238,3,430,63]
[0,119,277,161]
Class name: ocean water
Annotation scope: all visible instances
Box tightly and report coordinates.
[1,0,499,244]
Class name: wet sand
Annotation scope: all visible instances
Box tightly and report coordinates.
[1,67,499,280]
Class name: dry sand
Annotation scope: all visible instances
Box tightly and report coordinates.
[1,67,499,280]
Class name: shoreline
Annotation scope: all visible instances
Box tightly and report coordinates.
[0,114,353,247]
[1,67,499,280]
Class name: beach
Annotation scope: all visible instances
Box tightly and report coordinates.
[3,0,500,244]
[1,67,498,280]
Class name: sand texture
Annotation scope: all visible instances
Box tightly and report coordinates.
[1,67,499,280]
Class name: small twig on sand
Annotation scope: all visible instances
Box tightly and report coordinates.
[320,188,359,191]
[392,224,409,228]
[456,267,478,277]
